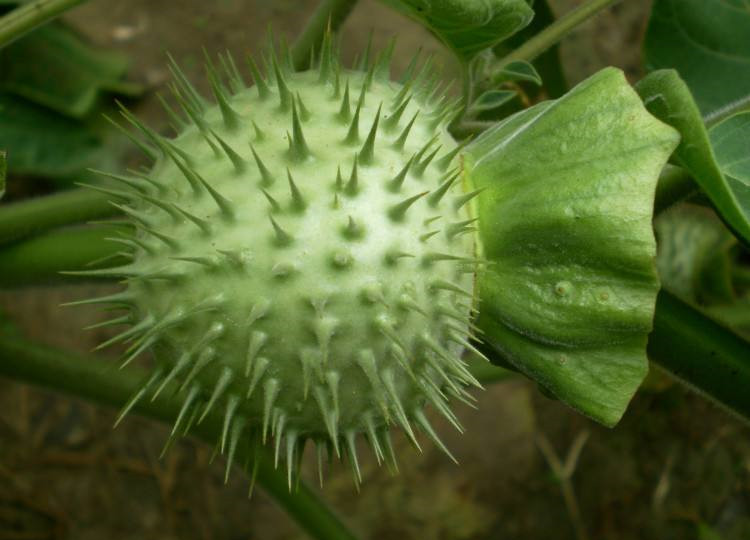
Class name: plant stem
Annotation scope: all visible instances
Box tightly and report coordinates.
[704,94,750,129]
[648,289,750,422]
[0,330,359,540]
[653,164,697,214]
[0,225,126,287]
[0,0,87,48]
[492,0,621,70]
[0,188,117,245]
[291,0,359,71]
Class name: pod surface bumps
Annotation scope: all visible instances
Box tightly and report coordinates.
[84,40,483,485]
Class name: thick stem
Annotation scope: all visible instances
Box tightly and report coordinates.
[648,289,750,423]
[0,0,87,48]
[0,225,126,287]
[492,0,621,71]
[0,331,359,540]
[0,188,117,245]
[291,0,359,71]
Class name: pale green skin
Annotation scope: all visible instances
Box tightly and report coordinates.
[122,67,477,446]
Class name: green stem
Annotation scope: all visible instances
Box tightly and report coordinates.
[0,0,88,48]
[653,164,697,214]
[704,94,750,129]
[291,0,359,71]
[0,330,359,540]
[492,0,621,70]
[648,289,750,422]
[0,188,117,245]
[0,225,125,287]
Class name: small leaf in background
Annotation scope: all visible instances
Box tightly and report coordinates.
[492,59,541,86]
[0,150,5,201]
[468,89,516,115]
[0,21,142,118]
[710,112,750,186]
[465,68,679,426]
[636,70,750,246]
[381,0,533,60]
[644,0,750,117]
[493,0,567,99]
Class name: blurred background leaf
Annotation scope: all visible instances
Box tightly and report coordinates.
[0,3,142,185]
[0,20,141,118]
[644,0,750,117]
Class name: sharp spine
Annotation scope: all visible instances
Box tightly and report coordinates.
[288,101,311,161]
[386,154,415,192]
[345,153,359,196]
[453,188,485,210]
[212,131,247,173]
[392,111,418,150]
[246,56,271,99]
[384,95,411,132]
[427,170,460,206]
[286,168,307,210]
[262,378,280,442]
[199,367,233,423]
[359,103,381,165]
[412,146,441,177]
[388,191,428,221]
[269,216,293,245]
[250,143,275,186]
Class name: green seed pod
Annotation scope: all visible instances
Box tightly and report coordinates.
[83,37,483,486]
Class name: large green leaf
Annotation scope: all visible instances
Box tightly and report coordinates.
[0,21,141,118]
[636,70,750,246]
[380,0,533,60]
[465,68,679,426]
[710,112,750,186]
[644,0,750,117]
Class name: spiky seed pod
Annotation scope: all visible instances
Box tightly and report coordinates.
[84,39,483,486]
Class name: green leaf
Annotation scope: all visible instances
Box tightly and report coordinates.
[644,0,750,117]
[636,70,750,245]
[380,0,533,60]
[0,150,5,201]
[465,67,679,426]
[0,93,121,178]
[710,112,750,186]
[468,89,516,114]
[0,21,142,118]
[492,59,542,86]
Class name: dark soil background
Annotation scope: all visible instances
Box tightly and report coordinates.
[2,1,750,539]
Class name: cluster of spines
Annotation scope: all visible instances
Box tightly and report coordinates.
[69,32,487,489]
